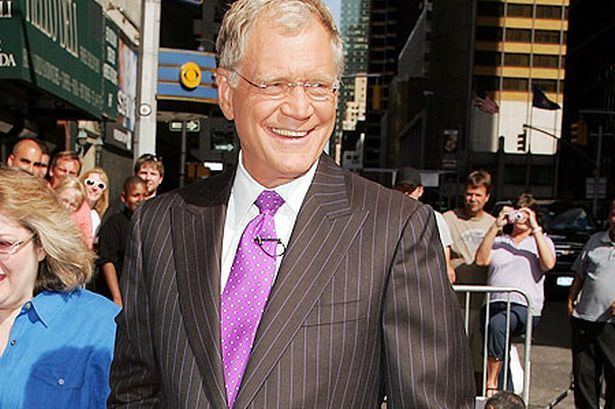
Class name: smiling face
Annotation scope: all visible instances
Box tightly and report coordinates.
[216,14,337,188]
[0,212,45,319]
[83,172,106,206]
[136,163,163,198]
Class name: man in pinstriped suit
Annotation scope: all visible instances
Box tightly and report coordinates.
[108,0,475,407]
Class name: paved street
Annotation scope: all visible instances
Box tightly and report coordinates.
[519,298,576,409]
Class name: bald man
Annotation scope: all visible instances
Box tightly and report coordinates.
[6,138,43,175]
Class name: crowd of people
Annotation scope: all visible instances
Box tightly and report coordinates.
[0,0,613,408]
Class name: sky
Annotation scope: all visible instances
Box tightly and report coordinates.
[323,0,341,26]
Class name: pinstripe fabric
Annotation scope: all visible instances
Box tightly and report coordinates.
[108,154,475,408]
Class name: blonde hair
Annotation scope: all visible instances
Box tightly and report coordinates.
[80,167,110,216]
[54,176,86,210]
[217,0,344,80]
[0,167,93,291]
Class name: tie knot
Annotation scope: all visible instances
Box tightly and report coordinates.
[255,190,284,215]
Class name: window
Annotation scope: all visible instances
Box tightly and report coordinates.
[507,4,533,18]
[504,53,530,67]
[533,54,560,68]
[534,30,562,44]
[502,78,529,91]
[536,5,562,20]
[532,79,559,93]
[506,29,531,43]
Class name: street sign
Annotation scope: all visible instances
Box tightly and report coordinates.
[169,120,200,133]
[585,177,607,199]
[213,143,235,152]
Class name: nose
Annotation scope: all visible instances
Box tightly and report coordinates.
[280,86,315,119]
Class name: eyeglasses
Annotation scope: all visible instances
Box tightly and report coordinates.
[138,153,163,162]
[232,70,340,102]
[0,233,36,256]
[85,178,107,190]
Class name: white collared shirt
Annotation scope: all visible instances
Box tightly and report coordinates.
[220,151,318,293]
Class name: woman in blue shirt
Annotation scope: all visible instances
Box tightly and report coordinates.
[0,167,121,408]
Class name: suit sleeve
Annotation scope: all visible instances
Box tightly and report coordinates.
[108,208,162,407]
[382,204,475,408]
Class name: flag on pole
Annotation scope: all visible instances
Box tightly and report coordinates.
[472,91,499,114]
[532,86,561,110]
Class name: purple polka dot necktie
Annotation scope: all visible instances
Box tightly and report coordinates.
[221,190,285,408]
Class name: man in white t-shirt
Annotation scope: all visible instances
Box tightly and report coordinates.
[395,167,455,283]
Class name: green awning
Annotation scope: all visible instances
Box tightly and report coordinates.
[0,0,120,120]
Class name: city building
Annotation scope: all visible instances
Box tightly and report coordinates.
[334,0,371,163]
[391,0,569,204]
[561,0,615,217]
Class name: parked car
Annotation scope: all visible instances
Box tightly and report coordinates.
[539,201,598,298]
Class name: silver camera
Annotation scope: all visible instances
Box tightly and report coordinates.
[507,210,525,224]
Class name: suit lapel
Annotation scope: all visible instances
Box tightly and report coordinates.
[172,170,234,409]
[234,155,369,409]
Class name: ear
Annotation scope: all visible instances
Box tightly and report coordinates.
[6,154,15,166]
[120,192,127,204]
[216,68,235,120]
[35,245,46,263]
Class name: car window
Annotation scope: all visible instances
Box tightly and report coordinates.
[542,207,596,232]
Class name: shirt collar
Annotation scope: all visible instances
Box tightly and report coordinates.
[232,150,318,216]
[29,290,73,328]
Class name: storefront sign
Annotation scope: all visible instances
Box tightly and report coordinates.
[103,24,137,152]
[0,0,108,118]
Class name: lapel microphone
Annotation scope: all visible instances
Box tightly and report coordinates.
[254,235,286,257]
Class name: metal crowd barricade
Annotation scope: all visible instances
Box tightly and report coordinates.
[452,285,534,405]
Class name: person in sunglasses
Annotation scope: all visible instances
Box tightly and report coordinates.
[80,168,110,241]
[0,167,120,408]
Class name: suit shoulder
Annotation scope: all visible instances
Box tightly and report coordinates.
[345,171,427,217]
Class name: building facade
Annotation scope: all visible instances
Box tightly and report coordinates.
[391,0,569,204]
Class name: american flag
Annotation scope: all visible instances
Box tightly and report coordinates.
[472,93,499,114]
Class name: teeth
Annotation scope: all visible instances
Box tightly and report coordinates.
[270,128,308,138]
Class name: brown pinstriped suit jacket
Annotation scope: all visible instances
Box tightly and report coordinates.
[108,154,475,408]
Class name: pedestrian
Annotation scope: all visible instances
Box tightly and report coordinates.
[48,151,81,188]
[0,167,120,408]
[485,391,526,409]
[33,140,50,179]
[134,153,164,200]
[96,176,146,307]
[80,167,110,241]
[101,153,164,225]
[395,166,456,282]
[444,169,496,383]
[54,176,93,249]
[476,193,555,394]
[5,137,43,175]
[108,0,475,407]
[568,198,615,409]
